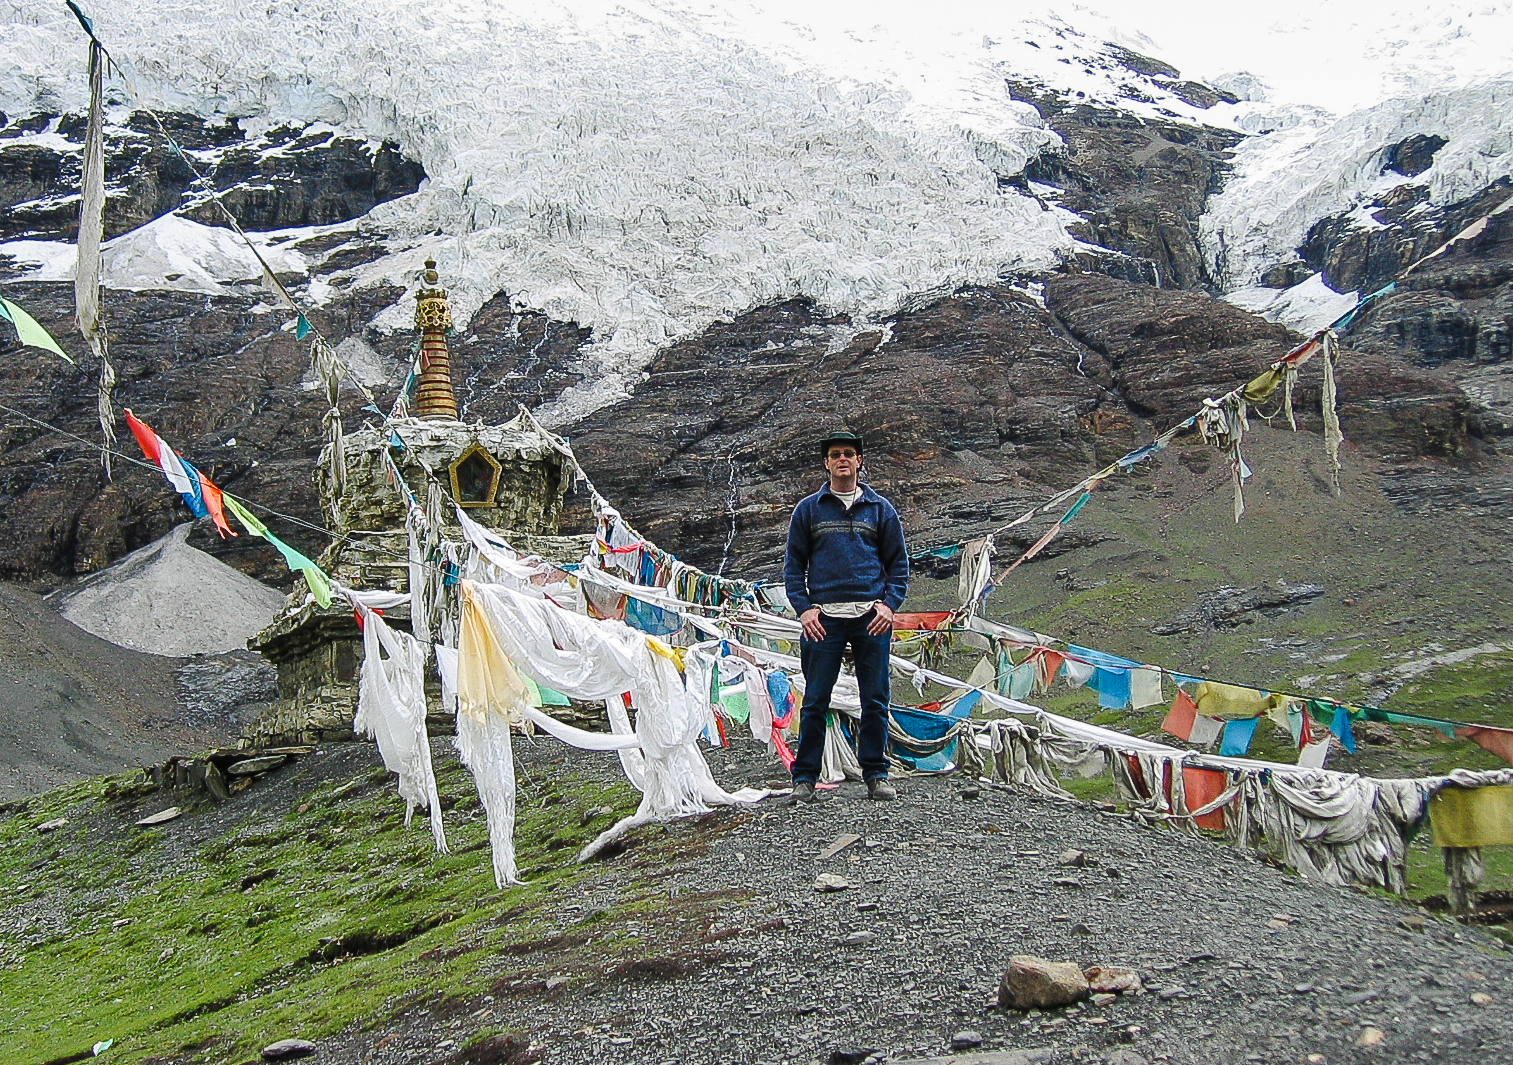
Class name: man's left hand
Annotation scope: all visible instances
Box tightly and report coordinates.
[867,602,895,636]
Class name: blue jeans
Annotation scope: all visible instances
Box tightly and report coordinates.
[791,611,891,783]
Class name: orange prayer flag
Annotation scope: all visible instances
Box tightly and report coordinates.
[1161,689,1199,741]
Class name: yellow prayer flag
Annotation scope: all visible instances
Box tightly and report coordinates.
[457,583,533,724]
[1430,785,1513,849]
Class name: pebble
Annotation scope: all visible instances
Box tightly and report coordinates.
[260,1038,316,1060]
[1058,849,1087,867]
[814,873,851,893]
[35,818,68,834]
[1399,915,1427,932]
[1471,992,1494,1006]
[580,805,614,825]
[1090,993,1117,1007]
[855,901,879,912]
[1157,986,1187,1001]
[842,931,877,946]
[1355,1027,1386,1048]
[949,1030,983,1049]
[959,788,981,801]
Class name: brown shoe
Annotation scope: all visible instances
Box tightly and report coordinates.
[866,778,898,801]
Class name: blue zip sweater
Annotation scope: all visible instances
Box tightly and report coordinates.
[784,482,909,615]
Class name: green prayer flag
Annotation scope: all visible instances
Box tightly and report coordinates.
[519,672,545,708]
[295,314,311,340]
[222,495,332,607]
[719,683,750,723]
[1241,366,1284,403]
[0,298,73,363]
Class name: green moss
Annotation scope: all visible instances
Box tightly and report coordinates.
[0,759,640,1064]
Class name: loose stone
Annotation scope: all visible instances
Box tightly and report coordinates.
[999,955,1090,1010]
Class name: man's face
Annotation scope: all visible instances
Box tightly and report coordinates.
[825,446,861,479]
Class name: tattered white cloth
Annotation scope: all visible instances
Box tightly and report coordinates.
[459,580,767,861]
[349,596,448,854]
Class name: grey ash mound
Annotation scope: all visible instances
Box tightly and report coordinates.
[331,739,1513,1065]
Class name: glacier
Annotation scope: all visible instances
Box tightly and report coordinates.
[1201,77,1513,292]
[5,0,1511,419]
[7,0,1179,423]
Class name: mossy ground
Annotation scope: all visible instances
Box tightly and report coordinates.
[0,749,651,1064]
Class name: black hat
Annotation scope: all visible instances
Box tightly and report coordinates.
[819,430,864,456]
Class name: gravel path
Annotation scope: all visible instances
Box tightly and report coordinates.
[335,739,1513,1065]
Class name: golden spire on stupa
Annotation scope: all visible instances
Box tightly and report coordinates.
[413,259,459,421]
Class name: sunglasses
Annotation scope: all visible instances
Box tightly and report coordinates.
[826,449,859,459]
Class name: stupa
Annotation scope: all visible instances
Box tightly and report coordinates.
[245,262,592,746]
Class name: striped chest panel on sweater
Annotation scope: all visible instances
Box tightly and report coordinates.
[811,517,878,542]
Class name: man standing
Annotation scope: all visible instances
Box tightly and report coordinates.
[783,430,909,802]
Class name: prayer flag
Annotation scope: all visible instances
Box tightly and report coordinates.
[221,494,332,607]
[1161,689,1198,741]
[195,469,235,538]
[1129,667,1163,709]
[1454,725,1513,766]
[0,298,72,363]
[1298,736,1331,768]
[1430,785,1513,848]
[1094,667,1131,710]
[123,409,208,518]
[1036,649,1063,693]
[1218,716,1259,757]
[1194,681,1273,719]
[1188,712,1223,748]
[1329,704,1357,754]
[891,611,952,631]
[1182,767,1228,831]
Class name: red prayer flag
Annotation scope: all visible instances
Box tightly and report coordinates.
[1455,725,1513,766]
[1161,689,1199,741]
[1038,650,1064,691]
[892,611,952,631]
[1182,767,1228,831]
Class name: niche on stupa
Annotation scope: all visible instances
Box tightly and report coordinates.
[449,445,503,507]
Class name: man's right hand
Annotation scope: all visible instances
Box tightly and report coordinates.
[799,608,827,642]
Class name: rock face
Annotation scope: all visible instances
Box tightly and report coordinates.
[0,111,423,246]
[998,955,1090,1009]
[1011,85,1242,291]
[1045,273,1482,462]
[561,288,1118,577]
[0,106,1499,609]
[1298,182,1511,298]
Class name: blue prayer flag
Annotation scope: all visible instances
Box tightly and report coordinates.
[1219,717,1259,757]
